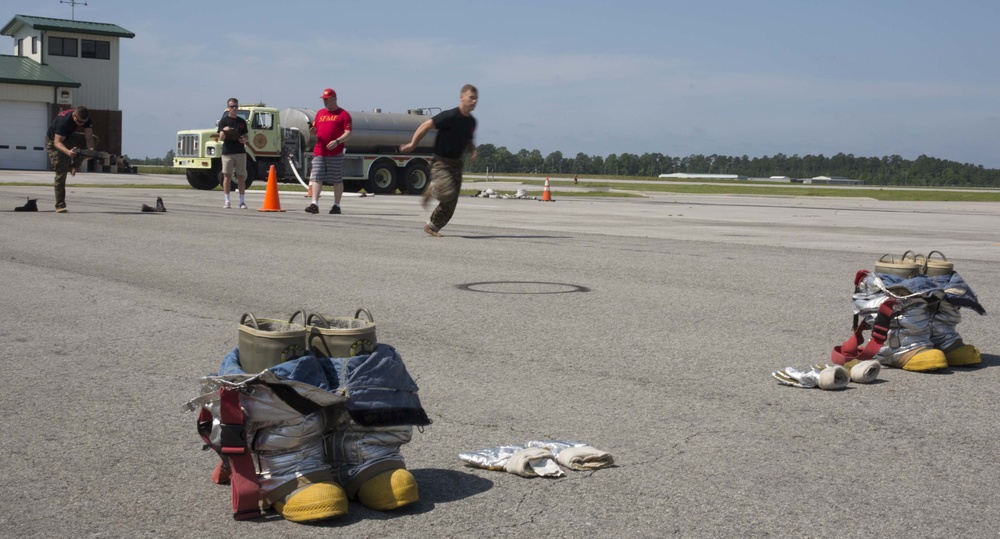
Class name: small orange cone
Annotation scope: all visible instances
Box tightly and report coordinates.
[259,165,285,212]
[541,176,553,202]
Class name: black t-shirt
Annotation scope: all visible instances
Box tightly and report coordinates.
[432,107,476,160]
[218,114,248,155]
[47,108,92,140]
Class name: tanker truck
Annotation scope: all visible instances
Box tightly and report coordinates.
[173,104,437,194]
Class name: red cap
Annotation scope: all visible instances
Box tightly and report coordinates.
[320,88,337,99]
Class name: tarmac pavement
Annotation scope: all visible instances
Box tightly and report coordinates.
[1,170,999,537]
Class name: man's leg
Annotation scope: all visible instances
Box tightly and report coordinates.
[306,156,324,213]
[334,182,344,207]
[221,156,233,207]
[222,173,232,207]
[426,159,463,233]
[236,155,248,207]
[46,140,70,210]
[328,155,344,214]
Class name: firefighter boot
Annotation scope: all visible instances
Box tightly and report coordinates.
[272,481,348,523]
[356,468,419,511]
[929,297,981,367]
[880,296,947,372]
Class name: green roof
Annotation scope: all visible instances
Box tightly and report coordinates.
[0,54,80,87]
[1,14,135,39]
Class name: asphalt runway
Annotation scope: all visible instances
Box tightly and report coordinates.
[2,171,999,538]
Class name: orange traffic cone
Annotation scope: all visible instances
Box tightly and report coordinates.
[259,165,286,212]
[541,176,553,202]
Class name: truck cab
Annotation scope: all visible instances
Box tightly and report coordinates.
[174,104,278,190]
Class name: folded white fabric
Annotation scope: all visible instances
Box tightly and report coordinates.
[554,445,614,470]
[503,447,564,478]
[525,440,615,470]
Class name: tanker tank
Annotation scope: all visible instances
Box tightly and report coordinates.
[280,108,437,155]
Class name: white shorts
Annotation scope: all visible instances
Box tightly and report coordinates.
[222,154,247,177]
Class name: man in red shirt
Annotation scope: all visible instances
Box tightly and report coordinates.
[306,88,352,214]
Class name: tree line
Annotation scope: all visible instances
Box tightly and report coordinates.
[135,146,1000,187]
[467,145,1000,187]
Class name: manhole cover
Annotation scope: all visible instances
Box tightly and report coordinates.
[456,281,591,294]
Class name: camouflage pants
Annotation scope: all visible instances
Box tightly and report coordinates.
[45,133,100,209]
[427,156,463,231]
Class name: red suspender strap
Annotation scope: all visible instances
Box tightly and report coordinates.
[832,298,896,364]
[197,408,231,484]
[218,387,261,520]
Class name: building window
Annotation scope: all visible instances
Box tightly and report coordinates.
[81,39,111,60]
[32,36,38,54]
[17,38,23,56]
[49,37,78,57]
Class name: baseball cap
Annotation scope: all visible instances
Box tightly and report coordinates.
[321,88,337,99]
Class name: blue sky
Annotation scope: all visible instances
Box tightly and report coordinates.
[5,0,1000,167]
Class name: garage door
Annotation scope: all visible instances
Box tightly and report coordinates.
[0,101,49,170]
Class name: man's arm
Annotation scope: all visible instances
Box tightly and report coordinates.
[467,138,477,161]
[52,134,75,157]
[399,118,435,153]
[327,129,352,150]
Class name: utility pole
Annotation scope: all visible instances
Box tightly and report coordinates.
[60,0,88,21]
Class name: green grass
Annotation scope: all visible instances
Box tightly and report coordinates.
[505,179,1000,202]
[134,166,185,174]
[461,188,641,198]
[5,170,998,201]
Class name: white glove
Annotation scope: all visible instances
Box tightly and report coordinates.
[813,360,880,384]
[846,360,881,384]
[504,448,564,478]
[772,365,849,390]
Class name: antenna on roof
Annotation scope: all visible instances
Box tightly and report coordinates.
[60,0,89,21]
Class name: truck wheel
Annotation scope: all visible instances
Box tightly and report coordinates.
[186,169,219,190]
[366,161,398,194]
[400,161,430,194]
[216,158,257,190]
[243,159,257,189]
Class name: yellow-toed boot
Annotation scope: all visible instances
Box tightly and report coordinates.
[357,468,419,510]
[944,343,981,367]
[273,481,348,523]
[897,347,948,372]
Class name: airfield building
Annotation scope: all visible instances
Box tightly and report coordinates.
[0,14,134,170]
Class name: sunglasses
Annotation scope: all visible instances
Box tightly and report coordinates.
[228,105,238,109]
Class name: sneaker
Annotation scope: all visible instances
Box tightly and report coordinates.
[239,202,248,209]
[423,224,442,237]
[305,203,319,214]
[223,201,231,209]
[329,205,341,214]
[55,207,68,213]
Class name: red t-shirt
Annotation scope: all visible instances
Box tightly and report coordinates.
[313,108,352,157]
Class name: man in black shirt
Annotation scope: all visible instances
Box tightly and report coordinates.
[45,106,97,212]
[218,98,249,208]
[400,84,478,237]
